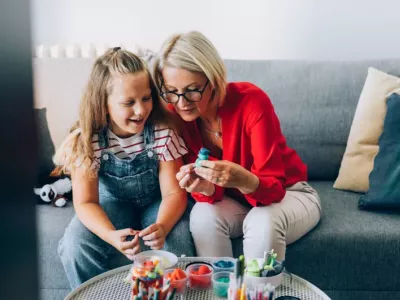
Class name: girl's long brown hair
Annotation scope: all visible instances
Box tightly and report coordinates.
[53,48,168,176]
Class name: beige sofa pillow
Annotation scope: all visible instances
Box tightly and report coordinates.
[334,67,400,192]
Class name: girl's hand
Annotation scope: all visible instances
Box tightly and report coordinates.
[108,228,140,260]
[194,160,260,194]
[176,164,215,196]
[139,223,166,250]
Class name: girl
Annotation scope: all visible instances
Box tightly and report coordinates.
[55,48,194,289]
[154,32,321,261]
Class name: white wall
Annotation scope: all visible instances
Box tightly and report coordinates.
[31,0,400,60]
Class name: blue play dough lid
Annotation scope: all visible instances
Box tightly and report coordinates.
[213,260,235,268]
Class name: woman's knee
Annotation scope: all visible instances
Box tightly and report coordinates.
[243,206,284,239]
[189,202,221,235]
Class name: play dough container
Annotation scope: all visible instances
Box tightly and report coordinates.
[186,263,213,290]
[211,257,236,273]
[131,255,164,290]
[212,271,231,298]
[163,268,188,295]
[243,258,283,288]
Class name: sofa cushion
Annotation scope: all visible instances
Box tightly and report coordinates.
[359,93,400,209]
[286,181,400,291]
[37,204,74,290]
[334,68,400,192]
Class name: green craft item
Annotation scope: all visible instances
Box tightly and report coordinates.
[246,259,260,277]
[265,249,277,269]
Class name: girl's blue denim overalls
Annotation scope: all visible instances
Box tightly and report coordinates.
[58,123,195,289]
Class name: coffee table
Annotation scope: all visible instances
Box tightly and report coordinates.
[65,257,331,300]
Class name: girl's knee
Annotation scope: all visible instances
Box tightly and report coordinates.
[58,233,81,264]
[59,218,102,261]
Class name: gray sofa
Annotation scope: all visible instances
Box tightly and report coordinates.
[36,57,400,300]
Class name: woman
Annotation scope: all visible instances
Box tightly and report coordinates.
[153,31,321,260]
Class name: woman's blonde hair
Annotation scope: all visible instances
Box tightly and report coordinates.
[53,48,166,176]
[153,31,227,105]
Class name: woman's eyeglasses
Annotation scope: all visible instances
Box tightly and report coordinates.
[159,79,209,104]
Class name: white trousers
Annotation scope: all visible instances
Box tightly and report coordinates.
[189,182,321,260]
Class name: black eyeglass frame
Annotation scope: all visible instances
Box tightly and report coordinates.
[159,77,210,103]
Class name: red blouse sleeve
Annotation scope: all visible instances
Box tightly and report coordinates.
[244,92,287,206]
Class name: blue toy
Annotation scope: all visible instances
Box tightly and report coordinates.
[195,147,210,167]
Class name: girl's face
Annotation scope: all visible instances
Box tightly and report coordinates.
[161,67,213,122]
[107,72,153,138]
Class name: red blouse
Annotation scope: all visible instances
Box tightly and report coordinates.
[180,82,307,207]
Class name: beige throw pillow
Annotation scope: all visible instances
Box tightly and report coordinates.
[334,67,400,192]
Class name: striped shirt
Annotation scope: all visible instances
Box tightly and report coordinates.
[91,125,188,170]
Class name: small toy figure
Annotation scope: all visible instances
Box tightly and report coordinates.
[264,249,278,270]
[195,147,210,167]
[34,177,72,207]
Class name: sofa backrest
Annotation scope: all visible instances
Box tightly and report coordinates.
[33,56,400,180]
[225,59,400,180]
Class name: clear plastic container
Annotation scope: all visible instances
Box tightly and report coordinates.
[186,263,213,290]
[211,257,236,273]
[212,271,231,298]
[163,268,188,295]
[131,255,164,291]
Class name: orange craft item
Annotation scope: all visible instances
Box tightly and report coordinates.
[165,268,187,281]
[165,268,187,294]
[189,265,212,289]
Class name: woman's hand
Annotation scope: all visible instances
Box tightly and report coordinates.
[194,160,260,194]
[176,163,215,196]
[139,223,166,250]
[108,228,140,261]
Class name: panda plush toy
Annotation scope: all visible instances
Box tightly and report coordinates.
[34,177,72,207]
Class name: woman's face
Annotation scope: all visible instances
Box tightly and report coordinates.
[161,67,213,122]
